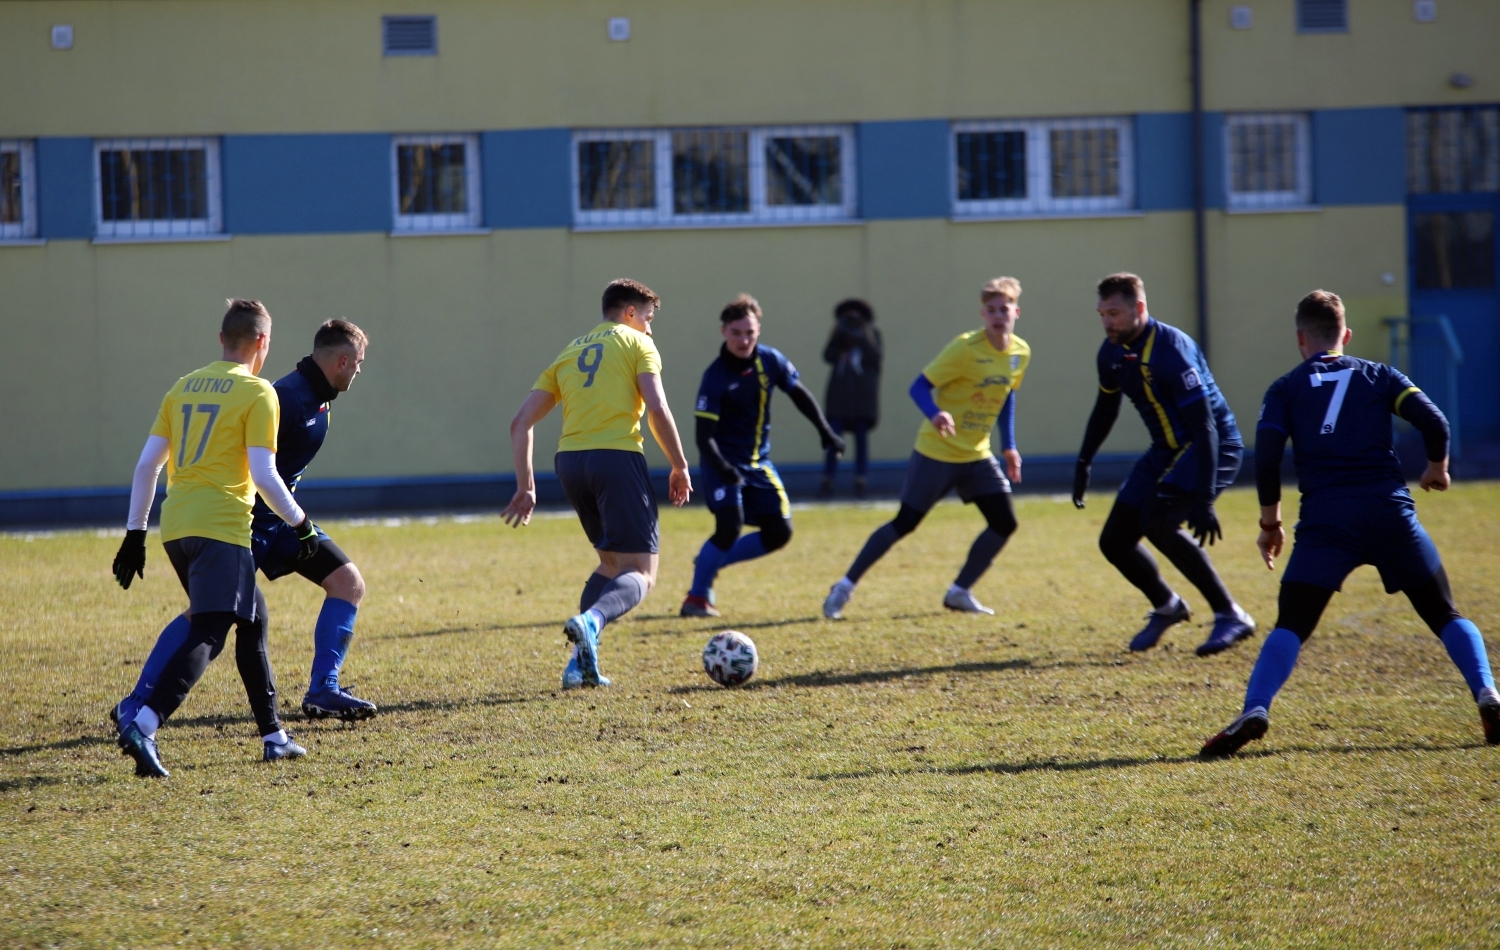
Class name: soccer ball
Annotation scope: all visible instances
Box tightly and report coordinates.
[702,630,759,687]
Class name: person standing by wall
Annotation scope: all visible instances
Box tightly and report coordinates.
[819,299,882,499]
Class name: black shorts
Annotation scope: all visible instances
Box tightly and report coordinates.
[898,451,1010,514]
[163,536,260,621]
[555,449,660,554]
[252,516,352,584]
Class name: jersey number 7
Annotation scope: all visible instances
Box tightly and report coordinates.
[177,403,222,467]
[1310,369,1353,435]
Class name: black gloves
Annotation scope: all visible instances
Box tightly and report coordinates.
[112,529,147,590]
[1187,497,1222,547]
[820,429,847,457]
[717,465,745,488]
[1072,460,1091,509]
[294,516,321,561]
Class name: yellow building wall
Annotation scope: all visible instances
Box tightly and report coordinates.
[0,205,1407,491]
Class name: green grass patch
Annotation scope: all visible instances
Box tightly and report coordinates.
[3,485,1500,947]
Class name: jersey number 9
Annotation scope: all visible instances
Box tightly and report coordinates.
[577,343,605,388]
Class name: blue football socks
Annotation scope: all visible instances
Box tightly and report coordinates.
[690,540,731,599]
[121,613,192,724]
[722,532,769,568]
[1439,618,1496,701]
[1243,627,1303,712]
[309,598,359,691]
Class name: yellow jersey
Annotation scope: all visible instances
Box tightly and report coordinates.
[149,361,279,547]
[534,322,663,454]
[913,330,1031,464]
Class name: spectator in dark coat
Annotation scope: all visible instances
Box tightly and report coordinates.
[819,298,882,498]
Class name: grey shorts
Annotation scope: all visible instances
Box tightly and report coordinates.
[163,537,260,621]
[898,451,1010,514]
[555,449,660,554]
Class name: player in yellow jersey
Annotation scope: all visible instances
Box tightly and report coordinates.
[110,300,320,777]
[824,278,1030,620]
[503,279,693,688]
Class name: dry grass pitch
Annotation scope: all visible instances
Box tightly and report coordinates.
[3,484,1499,948]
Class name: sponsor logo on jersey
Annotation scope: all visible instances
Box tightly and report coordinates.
[1181,368,1202,391]
[1011,355,1021,371]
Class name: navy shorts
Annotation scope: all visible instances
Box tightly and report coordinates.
[1117,440,1242,510]
[163,536,260,621]
[701,462,791,522]
[899,451,1009,514]
[556,449,660,554]
[252,517,351,584]
[1283,490,1443,594]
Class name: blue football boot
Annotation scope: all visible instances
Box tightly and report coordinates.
[563,611,609,687]
[263,735,308,762]
[117,722,169,778]
[302,684,378,721]
[1196,606,1257,656]
[1129,598,1192,652]
[561,651,584,690]
[1200,706,1269,759]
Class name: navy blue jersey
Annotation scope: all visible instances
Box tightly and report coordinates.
[1258,352,1422,501]
[693,344,800,468]
[252,358,338,522]
[1098,319,1240,451]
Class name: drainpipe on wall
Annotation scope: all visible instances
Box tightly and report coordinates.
[1189,0,1209,359]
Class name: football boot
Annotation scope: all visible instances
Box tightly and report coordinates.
[1196,606,1257,656]
[1200,706,1269,759]
[563,611,608,687]
[263,735,308,762]
[1478,688,1500,745]
[1129,598,1192,651]
[943,587,995,615]
[823,579,854,620]
[301,685,378,721]
[679,595,721,618]
[117,721,169,778]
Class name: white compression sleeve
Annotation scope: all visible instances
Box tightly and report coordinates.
[247,446,306,526]
[126,435,171,531]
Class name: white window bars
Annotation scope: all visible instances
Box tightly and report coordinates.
[572,125,857,229]
[94,138,222,239]
[391,134,482,232]
[0,140,37,241]
[952,116,1134,218]
[1224,113,1312,210]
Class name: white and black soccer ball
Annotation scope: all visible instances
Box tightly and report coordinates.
[702,630,759,687]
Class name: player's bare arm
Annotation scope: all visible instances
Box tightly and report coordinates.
[1420,459,1450,493]
[638,372,692,507]
[503,389,558,527]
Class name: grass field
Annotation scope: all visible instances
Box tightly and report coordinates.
[3,484,1500,948]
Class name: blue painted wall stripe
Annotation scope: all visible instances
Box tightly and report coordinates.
[482,128,572,229]
[36,137,94,239]
[1136,112,1193,212]
[856,120,951,220]
[1313,107,1406,206]
[223,134,391,235]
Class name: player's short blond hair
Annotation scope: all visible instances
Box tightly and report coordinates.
[981,277,1022,302]
[222,299,271,347]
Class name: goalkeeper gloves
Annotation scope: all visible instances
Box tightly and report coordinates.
[112,529,147,590]
[294,516,321,561]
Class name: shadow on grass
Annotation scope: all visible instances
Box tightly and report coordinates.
[811,739,1486,781]
[0,775,64,793]
[668,658,1035,694]
[377,621,554,640]
[1,735,113,758]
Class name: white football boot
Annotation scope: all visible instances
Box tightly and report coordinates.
[823,578,855,620]
[942,586,995,615]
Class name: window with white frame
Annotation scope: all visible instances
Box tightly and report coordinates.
[952,117,1133,217]
[392,134,482,232]
[0,140,37,240]
[95,138,222,239]
[1225,113,1312,210]
[572,125,856,228]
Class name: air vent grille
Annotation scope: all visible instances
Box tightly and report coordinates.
[384,16,437,56]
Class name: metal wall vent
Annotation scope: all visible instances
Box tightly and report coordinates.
[1297,0,1348,32]
[384,16,437,56]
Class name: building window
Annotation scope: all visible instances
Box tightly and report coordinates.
[572,126,856,228]
[952,117,1133,218]
[1407,107,1500,195]
[1224,113,1312,210]
[0,140,37,240]
[383,16,437,56]
[95,138,222,239]
[391,134,482,232]
[1414,212,1495,290]
[1297,0,1348,33]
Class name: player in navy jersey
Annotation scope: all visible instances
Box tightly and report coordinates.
[681,294,845,617]
[1073,273,1256,655]
[112,320,378,727]
[1202,291,1499,757]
